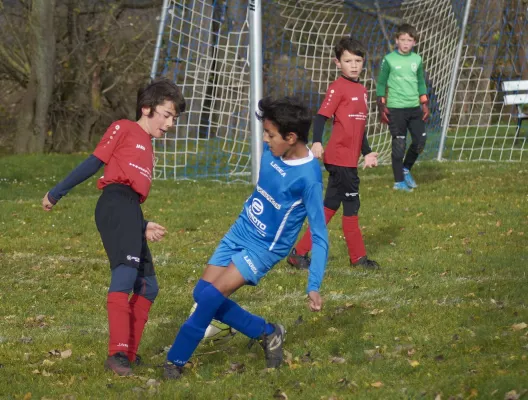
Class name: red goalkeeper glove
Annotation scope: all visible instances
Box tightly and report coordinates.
[420,95,429,122]
[376,96,390,124]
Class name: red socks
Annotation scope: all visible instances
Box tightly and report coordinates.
[342,215,366,264]
[107,292,152,361]
[295,207,336,255]
[128,294,152,362]
[107,292,131,356]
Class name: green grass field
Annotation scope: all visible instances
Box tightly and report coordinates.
[0,154,527,400]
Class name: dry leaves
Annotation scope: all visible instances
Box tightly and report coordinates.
[273,389,288,399]
[511,322,527,331]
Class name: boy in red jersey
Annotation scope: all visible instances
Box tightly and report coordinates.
[287,37,380,270]
[42,78,186,376]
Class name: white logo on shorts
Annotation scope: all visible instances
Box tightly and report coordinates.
[243,255,258,275]
[127,255,140,263]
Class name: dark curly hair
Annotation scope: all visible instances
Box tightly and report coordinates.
[256,96,312,143]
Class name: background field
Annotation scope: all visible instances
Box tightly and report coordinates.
[0,155,526,400]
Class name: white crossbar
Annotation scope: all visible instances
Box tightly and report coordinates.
[502,80,528,92]
[504,93,528,105]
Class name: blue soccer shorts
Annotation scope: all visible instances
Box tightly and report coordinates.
[208,235,283,286]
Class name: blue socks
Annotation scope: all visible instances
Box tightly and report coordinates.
[167,284,226,366]
[192,279,271,339]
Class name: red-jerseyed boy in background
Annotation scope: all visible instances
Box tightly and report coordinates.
[42,78,186,376]
[288,37,380,270]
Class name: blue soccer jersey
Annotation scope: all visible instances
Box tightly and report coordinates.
[224,144,329,292]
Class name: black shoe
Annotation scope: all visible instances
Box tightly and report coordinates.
[351,256,380,270]
[257,323,286,368]
[104,352,132,376]
[133,354,142,366]
[163,361,184,380]
[287,248,311,270]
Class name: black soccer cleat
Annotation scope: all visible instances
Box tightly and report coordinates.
[351,256,381,270]
[104,352,133,376]
[287,248,311,270]
[258,323,286,368]
[163,361,184,380]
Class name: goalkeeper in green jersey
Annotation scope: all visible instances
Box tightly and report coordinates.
[376,23,429,192]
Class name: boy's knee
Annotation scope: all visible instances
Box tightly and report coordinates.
[109,264,138,294]
[131,275,159,302]
[323,198,340,211]
[142,277,159,302]
[412,136,427,154]
[342,196,360,216]
[392,137,406,158]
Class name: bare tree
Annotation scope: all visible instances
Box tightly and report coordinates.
[11,0,56,153]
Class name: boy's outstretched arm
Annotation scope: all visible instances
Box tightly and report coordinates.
[42,154,104,211]
[302,182,329,311]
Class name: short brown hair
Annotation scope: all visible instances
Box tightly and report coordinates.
[335,37,366,60]
[136,77,186,120]
[395,23,419,42]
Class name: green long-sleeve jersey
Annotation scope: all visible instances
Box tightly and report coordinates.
[376,50,427,108]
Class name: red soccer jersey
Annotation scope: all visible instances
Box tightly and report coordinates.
[93,120,154,203]
[318,77,368,167]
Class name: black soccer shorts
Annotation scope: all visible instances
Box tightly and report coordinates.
[323,164,361,216]
[95,184,155,277]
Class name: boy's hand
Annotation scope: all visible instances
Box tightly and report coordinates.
[376,96,390,124]
[363,152,378,169]
[146,222,167,242]
[307,291,323,312]
[421,103,430,122]
[42,192,54,211]
[311,142,324,159]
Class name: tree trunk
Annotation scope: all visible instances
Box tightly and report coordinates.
[510,0,528,81]
[457,0,504,126]
[14,0,56,154]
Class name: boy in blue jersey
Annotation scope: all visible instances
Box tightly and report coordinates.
[163,96,329,379]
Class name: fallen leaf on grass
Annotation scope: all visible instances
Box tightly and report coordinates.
[408,360,420,367]
[369,309,384,316]
[504,390,523,400]
[146,379,160,387]
[370,381,383,388]
[61,349,72,359]
[511,322,527,331]
[273,389,288,399]
[23,393,32,400]
[42,359,55,367]
[329,356,346,364]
